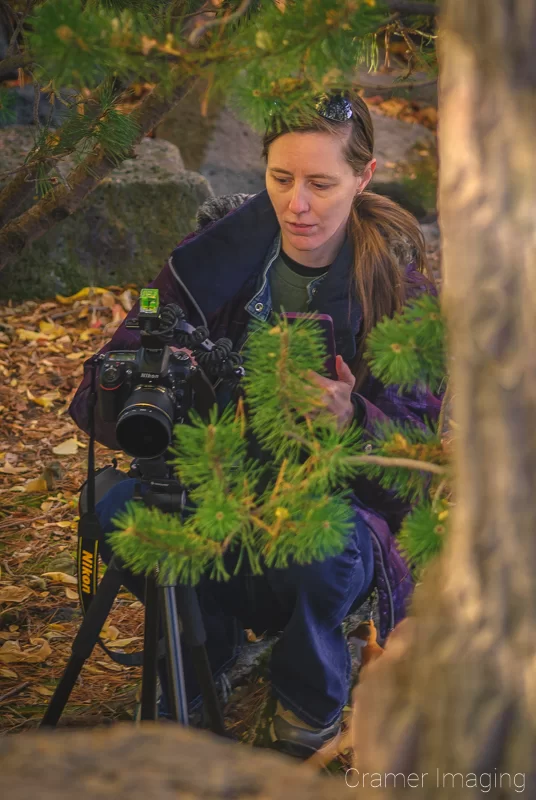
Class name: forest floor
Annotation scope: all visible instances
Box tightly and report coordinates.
[0,215,441,756]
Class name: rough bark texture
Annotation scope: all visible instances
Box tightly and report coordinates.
[349,0,536,797]
[0,723,345,800]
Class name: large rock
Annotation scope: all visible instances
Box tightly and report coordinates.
[0,127,213,301]
[161,105,437,219]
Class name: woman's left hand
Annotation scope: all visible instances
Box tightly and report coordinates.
[308,355,356,430]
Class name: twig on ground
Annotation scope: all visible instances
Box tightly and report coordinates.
[0,682,31,704]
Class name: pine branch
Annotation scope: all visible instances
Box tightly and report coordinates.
[188,0,254,45]
[345,454,447,475]
[0,81,152,226]
[109,313,450,581]
[0,71,194,271]
[5,0,35,59]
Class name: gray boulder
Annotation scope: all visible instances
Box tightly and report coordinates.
[0,128,213,300]
[161,105,437,220]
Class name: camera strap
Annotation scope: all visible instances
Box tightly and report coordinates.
[77,358,143,667]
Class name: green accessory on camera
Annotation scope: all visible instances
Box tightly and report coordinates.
[140,288,159,314]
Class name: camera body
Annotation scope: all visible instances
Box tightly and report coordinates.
[97,289,193,459]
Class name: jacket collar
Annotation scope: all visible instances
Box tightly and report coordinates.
[169,190,362,361]
[169,191,278,320]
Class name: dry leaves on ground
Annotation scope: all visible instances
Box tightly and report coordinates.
[363,94,438,131]
[0,287,143,731]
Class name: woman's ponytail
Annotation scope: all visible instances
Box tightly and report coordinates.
[348,191,434,391]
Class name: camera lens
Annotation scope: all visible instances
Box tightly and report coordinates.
[115,386,174,459]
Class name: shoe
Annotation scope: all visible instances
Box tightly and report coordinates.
[269,701,342,759]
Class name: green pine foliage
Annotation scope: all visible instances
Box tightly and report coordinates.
[224,0,388,131]
[2,0,437,205]
[351,417,445,503]
[109,311,451,586]
[364,294,446,393]
[397,500,448,572]
[110,317,368,584]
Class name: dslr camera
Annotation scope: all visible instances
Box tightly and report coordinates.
[97,288,195,460]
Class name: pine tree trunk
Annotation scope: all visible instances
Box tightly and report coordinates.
[350,1,536,796]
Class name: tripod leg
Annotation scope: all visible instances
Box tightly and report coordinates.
[176,584,226,736]
[139,576,159,721]
[41,560,125,727]
[160,585,189,725]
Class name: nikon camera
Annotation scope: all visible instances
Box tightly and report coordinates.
[97,289,194,460]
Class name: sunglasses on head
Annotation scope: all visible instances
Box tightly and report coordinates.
[314,93,353,122]
[267,93,353,123]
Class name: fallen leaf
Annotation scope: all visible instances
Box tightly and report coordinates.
[83,664,106,675]
[0,638,52,664]
[56,287,107,304]
[119,289,135,312]
[102,625,119,641]
[26,388,61,410]
[52,437,82,456]
[0,667,18,678]
[39,320,66,338]
[107,637,141,648]
[64,587,78,600]
[0,462,29,475]
[100,291,117,308]
[42,572,78,585]
[95,660,124,672]
[0,585,33,604]
[245,628,265,643]
[65,351,86,360]
[33,685,54,696]
[16,328,48,342]
[21,477,48,493]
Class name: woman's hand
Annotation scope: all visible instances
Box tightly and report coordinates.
[308,355,356,430]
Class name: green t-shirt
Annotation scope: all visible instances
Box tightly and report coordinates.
[269,250,329,313]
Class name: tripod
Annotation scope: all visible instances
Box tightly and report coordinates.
[40,479,226,734]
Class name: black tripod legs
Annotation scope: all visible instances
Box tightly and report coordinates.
[139,576,159,721]
[176,584,226,736]
[161,585,189,724]
[40,559,125,728]
[40,562,226,736]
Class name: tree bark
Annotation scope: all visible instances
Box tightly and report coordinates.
[349,0,536,796]
[0,723,345,799]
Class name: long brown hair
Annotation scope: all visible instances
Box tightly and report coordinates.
[262,94,435,390]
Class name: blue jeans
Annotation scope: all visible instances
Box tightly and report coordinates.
[96,479,375,728]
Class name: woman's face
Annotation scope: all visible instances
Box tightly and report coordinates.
[266,130,376,266]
